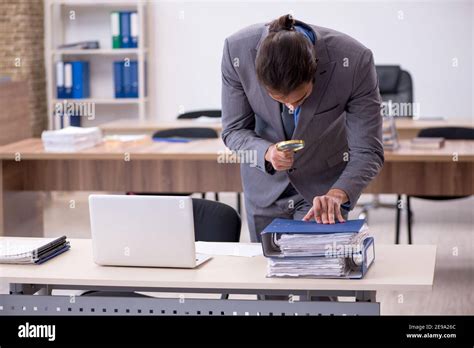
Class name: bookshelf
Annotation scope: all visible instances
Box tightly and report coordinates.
[52,48,147,55]
[44,0,148,129]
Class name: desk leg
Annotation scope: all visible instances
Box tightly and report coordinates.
[356,291,377,303]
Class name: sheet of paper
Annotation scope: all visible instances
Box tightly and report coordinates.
[191,116,220,123]
[103,134,148,142]
[195,242,262,257]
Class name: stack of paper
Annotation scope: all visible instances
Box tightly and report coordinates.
[261,218,374,278]
[41,126,102,152]
[268,258,348,277]
[0,236,70,264]
[276,229,369,257]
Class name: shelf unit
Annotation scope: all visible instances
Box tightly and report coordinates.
[44,0,148,129]
[52,48,148,55]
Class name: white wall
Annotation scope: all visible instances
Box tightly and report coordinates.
[148,0,473,122]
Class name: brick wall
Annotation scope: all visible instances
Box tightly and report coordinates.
[0,0,47,136]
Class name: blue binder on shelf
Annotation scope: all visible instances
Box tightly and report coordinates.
[130,60,138,98]
[130,12,138,48]
[113,61,124,98]
[71,61,90,99]
[56,61,66,98]
[122,62,132,98]
[261,218,375,279]
[113,60,138,99]
[59,111,81,128]
[120,12,132,48]
[64,62,73,98]
[121,60,138,98]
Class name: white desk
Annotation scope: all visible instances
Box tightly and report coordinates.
[0,239,436,316]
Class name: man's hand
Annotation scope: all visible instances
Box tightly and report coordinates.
[264,144,294,171]
[303,189,349,224]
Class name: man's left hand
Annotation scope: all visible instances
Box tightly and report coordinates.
[303,189,348,224]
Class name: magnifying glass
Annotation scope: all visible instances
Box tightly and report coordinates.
[276,139,305,152]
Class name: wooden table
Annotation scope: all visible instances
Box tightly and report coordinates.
[394,118,473,139]
[365,139,474,196]
[100,119,222,136]
[0,138,472,236]
[99,118,473,139]
[0,238,437,316]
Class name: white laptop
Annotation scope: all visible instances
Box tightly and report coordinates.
[89,195,211,268]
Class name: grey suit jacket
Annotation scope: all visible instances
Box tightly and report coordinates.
[221,21,384,209]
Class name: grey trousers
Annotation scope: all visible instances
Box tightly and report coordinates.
[245,185,349,242]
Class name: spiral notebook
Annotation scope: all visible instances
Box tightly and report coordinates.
[0,236,70,264]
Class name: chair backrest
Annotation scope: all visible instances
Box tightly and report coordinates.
[177,110,221,119]
[376,65,413,116]
[418,127,474,140]
[152,127,218,139]
[192,198,241,242]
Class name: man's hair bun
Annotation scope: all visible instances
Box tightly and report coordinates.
[269,14,295,33]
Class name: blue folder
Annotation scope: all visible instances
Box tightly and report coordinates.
[120,12,132,48]
[64,62,73,98]
[113,61,124,98]
[71,61,90,99]
[59,112,81,128]
[262,218,366,234]
[130,12,138,48]
[122,62,131,98]
[130,61,138,98]
[152,137,192,143]
[261,218,375,279]
[121,60,138,98]
[56,61,66,98]
[35,243,71,265]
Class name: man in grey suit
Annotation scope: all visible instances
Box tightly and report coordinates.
[221,14,384,242]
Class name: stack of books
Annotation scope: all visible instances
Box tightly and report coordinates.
[410,137,445,149]
[41,126,103,152]
[261,218,375,279]
[0,236,70,265]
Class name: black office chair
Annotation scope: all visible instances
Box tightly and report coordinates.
[396,127,474,244]
[82,198,241,299]
[192,198,241,242]
[177,110,221,119]
[359,66,414,225]
[153,127,218,139]
[376,65,413,115]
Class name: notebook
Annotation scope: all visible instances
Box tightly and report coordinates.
[0,236,70,264]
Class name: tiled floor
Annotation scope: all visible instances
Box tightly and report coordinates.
[2,192,473,315]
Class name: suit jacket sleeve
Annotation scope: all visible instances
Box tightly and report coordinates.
[331,49,384,209]
[220,38,273,173]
